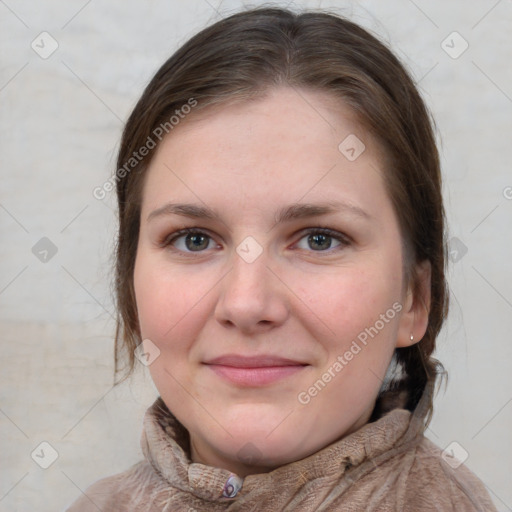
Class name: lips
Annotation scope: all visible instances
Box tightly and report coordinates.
[204,354,307,367]
[203,354,308,386]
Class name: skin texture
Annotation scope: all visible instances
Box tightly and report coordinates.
[133,86,430,477]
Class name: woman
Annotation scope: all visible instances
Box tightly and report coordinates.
[67,7,497,511]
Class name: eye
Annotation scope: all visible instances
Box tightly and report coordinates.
[294,228,350,252]
[162,228,218,253]
[160,227,351,255]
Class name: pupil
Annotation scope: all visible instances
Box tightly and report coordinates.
[310,233,331,250]
[186,233,208,251]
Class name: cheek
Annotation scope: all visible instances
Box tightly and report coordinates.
[134,260,171,339]
[133,254,215,350]
[296,263,402,341]
[297,266,403,408]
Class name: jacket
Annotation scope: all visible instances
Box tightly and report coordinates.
[65,381,497,511]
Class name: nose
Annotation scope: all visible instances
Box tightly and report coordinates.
[214,248,289,334]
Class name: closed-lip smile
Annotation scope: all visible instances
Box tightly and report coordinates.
[203,354,309,386]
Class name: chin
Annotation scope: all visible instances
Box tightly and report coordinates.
[202,418,316,469]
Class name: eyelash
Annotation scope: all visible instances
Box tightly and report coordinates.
[159,227,351,255]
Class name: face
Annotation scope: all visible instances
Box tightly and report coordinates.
[134,87,425,476]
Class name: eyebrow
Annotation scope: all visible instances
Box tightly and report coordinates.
[146,201,371,224]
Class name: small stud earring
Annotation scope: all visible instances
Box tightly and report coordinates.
[410,333,414,342]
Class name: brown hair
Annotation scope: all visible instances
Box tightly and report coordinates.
[112,7,448,419]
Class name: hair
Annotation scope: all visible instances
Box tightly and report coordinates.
[112,7,449,422]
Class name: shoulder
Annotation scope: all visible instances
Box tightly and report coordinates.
[64,460,168,512]
[400,436,497,511]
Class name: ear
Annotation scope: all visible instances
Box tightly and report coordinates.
[396,260,431,348]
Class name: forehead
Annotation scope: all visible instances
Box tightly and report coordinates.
[140,87,391,223]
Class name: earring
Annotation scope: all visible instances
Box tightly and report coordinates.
[410,333,414,342]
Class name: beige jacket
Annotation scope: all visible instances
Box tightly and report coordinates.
[65,382,497,511]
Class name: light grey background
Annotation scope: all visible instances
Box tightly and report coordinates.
[1,1,511,511]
